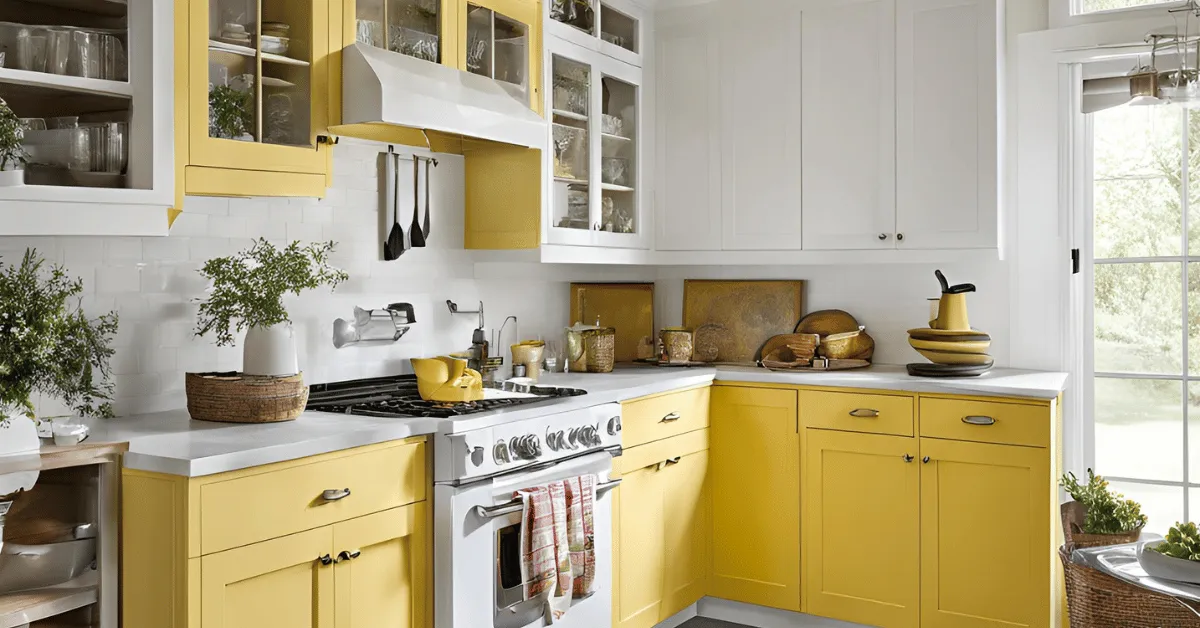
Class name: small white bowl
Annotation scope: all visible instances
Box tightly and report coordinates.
[1138,539,1200,584]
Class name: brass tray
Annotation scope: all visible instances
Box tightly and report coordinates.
[761,358,871,372]
[683,280,804,363]
[570,283,654,363]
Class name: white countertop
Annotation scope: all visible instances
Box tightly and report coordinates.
[91,364,1066,478]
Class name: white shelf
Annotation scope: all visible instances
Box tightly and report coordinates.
[601,132,631,142]
[0,571,98,628]
[552,109,588,121]
[601,182,635,192]
[554,176,589,185]
[0,67,131,98]
[208,40,311,66]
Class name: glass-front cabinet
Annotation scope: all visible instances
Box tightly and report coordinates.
[459,0,541,111]
[544,0,640,67]
[545,36,644,249]
[187,0,330,195]
[352,0,457,66]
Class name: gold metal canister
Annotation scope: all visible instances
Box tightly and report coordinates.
[660,327,695,364]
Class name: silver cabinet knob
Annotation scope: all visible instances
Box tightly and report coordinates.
[607,416,622,435]
[338,549,361,562]
[878,233,889,240]
[321,488,351,502]
[494,440,511,464]
[896,233,905,241]
[318,554,334,566]
[903,454,914,463]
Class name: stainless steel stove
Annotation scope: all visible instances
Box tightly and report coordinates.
[305,374,587,418]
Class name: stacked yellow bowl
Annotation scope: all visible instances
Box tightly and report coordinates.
[907,328,992,367]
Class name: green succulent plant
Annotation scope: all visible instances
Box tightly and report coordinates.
[0,97,27,171]
[1151,521,1200,561]
[1061,469,1148,534]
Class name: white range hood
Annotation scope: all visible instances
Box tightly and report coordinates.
[341,43,546,149]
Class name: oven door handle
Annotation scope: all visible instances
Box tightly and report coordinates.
[473,479,623,520]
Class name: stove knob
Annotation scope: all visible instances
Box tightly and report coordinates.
[546,430,565,451]
[511,435,543,460]
[470,446,485,467]
[493,440,511,464]
[580,425,599,447]
[567,428,581,449]
[607,416,622,436]
[528,434,543,458]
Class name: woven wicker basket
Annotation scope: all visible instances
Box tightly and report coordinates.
[185,372,308,423]
[1060,501,1200,626]
[569,328,615,373]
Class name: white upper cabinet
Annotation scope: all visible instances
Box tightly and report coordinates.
[801,0,896,251]
[545,0,645,67]
[896,0,998,249]
[719,1,803,251]
[654,12,721,252]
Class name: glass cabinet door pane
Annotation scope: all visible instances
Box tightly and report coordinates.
[549,0,595,35]
[600,4,637,54]
[209,0,259,141]
[261,0,313,147]
[465,4,493,79]
[387,0,441,62]
[600,75,635,234]
[493,14,527,102]
[356,0,385,47]
[551,55,590,232]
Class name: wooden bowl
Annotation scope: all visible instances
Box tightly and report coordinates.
[795,310,860,336]
[908,336,991,355]
[913,348,993,366]
[820,329,875,360]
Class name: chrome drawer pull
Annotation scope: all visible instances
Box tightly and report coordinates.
[660,412,681,423]
[903,454,914,463]
[321,488,352,502]
[474,479,623,519]
[849,408,880,418]
[596,478,622,496]
[338,549,361,562]
[961,415,996,426]
[318,554,334,566]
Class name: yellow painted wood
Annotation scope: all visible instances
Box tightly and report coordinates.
[710,386,801,611]
[622,385,711,449]
[185,165,328,198]
[172,0,189,218]
[614,454,665,628]
[464,143,542,249]
[804,430,919,628]
[333,502,429,628]
[920,437,1051,628]
[919,397,1051,448]
[200,440,426,555]
[200,527,335,628]
[616,428,710,475]
[661,447,710,619]
[328,124,466,154]
[800,389,915,437]
[122,471,190,628]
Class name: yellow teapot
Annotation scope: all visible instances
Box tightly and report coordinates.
[410,356,484,402]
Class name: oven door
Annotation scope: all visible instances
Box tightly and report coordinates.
[435,451,617,628]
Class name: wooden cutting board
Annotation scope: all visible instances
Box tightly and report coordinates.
[683,280,805,363]
[570,283,655,363]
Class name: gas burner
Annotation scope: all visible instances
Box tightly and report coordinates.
[305,374,586,419]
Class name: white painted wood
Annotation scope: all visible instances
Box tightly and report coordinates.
[719,1,803,251]
[801,0,896,250]
[654,12,722,251]
[534,242,1000,265]
[0,68,133,98]
[597,0,646,67]
[544,36,600,248]
[895,0,998,249]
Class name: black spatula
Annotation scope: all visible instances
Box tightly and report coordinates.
[384,152,406,260]
[409,157,427,248]
[422,159,432,240]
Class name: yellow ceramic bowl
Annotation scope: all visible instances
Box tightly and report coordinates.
[914,348,994,366]
[908,336,991,355]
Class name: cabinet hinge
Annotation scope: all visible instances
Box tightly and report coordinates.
[1071,248,1081,275]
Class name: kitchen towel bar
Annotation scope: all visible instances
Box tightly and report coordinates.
[473,478,622,519]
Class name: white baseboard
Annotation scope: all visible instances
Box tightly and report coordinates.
[653,597,867,628]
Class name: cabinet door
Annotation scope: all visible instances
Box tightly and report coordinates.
[805,430,919,628]
[710,386,800,611]
[191,0,330,175]
[333,502,429,628]
[920,438,1051,628]
[719,2,803,251]
[200,527,334,628]
[655,15,722,251]
[346,0,459,67]
[801,0,896,250]
[459,0,542,111]
[613,461,666,628]
[896,0,997,249]
[660,448,710,619]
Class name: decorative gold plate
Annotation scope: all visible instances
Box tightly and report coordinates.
[683,280,804,363]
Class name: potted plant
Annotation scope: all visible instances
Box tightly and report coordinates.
[1139,521,1200,584]
[195,239,348,377]
[208,84,255,141]
[0,249,118,455]
[0,98,27,187]
[1061,469,1148,548]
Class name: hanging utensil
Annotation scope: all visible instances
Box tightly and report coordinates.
[409,157,427,248]
[384,151,406,260]
[422,158,432,240]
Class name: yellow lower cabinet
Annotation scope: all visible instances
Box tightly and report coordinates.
[200,527,336,628]
[804,429,919,628]
[661,445,710,618]
[614,454,666,628]
[920,437,1051,628]
[710,386,800,612]
[333,503,429,628]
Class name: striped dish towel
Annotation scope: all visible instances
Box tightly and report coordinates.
[565,475,596,598]
[517,474,599,623]
[518,486,558,603]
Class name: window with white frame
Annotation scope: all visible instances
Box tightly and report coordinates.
[1090,102,1200,533]
[1076,0,1175,15]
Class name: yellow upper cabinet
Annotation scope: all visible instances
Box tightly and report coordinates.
[180,0,333,200]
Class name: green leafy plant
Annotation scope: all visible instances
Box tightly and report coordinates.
[1061,469,1148,534]
[1151,521,1200,561]
[0,249,118,421]
[0,97,27,171]
[195,239,349,347]
[208,84,254,140]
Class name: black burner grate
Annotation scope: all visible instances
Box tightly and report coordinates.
[305,375,585,418]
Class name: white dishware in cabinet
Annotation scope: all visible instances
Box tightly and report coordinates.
[544,0,644,68]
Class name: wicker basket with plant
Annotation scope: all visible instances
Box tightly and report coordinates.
[1061,469,1148,549]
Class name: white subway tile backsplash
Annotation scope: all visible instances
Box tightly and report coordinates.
[61,237,107,265]
[95,266,142,294]
[207,214,250,238]
[170,212,209,237]
[142,237,190,261]
[268,199,304,223]
[185,196,230,215]
[286,221,325,243]
[302,205,334,224]
[105,237,143,261]
[114,373,161,398]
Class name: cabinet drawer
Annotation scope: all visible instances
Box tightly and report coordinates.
[919,397,1050,448]
[801,390,915,437]
[200,441,426,555]
[623,386,711,448]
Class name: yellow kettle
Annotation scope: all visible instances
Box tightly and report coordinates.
[410,357,484,402]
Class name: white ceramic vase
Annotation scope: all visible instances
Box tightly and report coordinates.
[0,169,24,187]
[243,323,299,377]
[0,414,40,457]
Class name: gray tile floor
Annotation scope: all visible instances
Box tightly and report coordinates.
[678,619,755,628]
